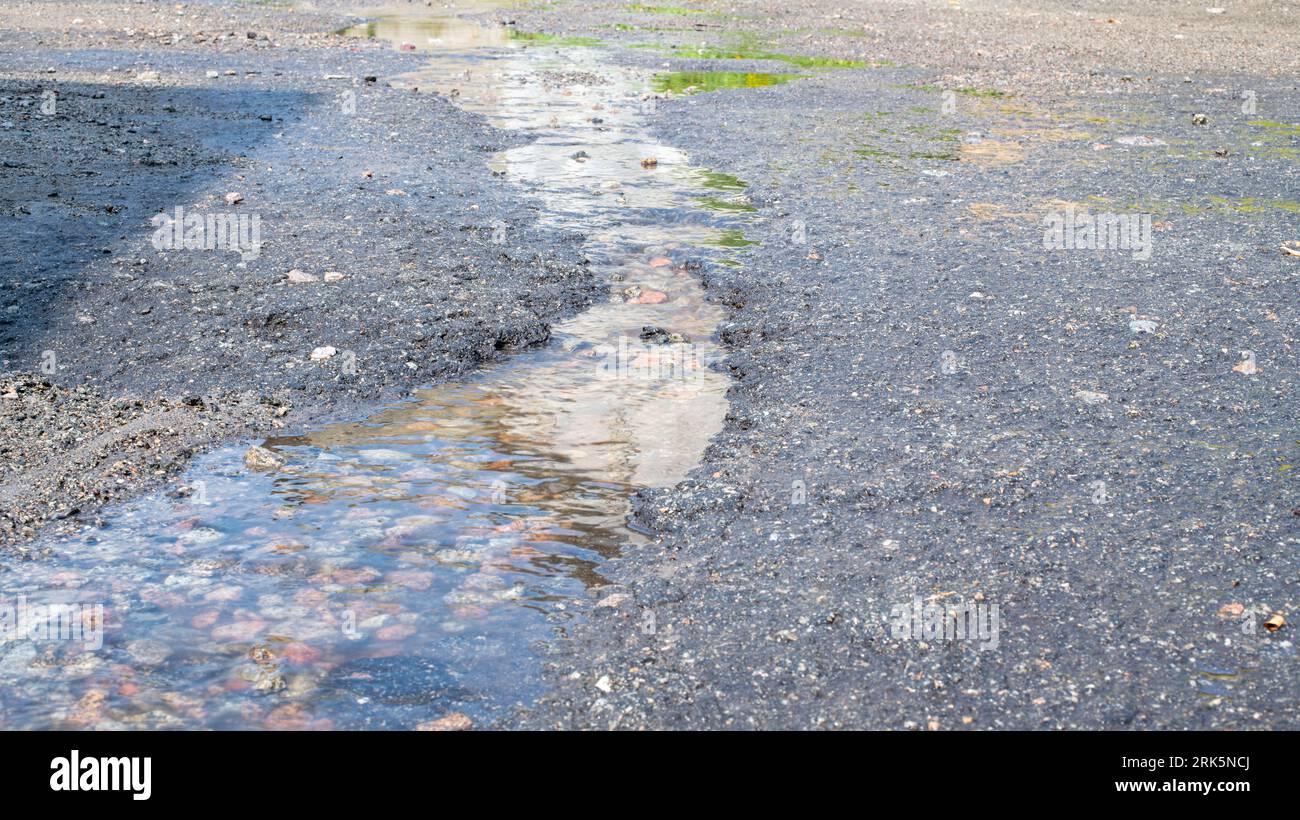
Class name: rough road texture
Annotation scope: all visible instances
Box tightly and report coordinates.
[513,1,1299,728]
[1,0,1296,729]
[0,0,595,545]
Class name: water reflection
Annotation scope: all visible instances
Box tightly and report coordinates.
[341,15,511,51]
[0,9,749,729]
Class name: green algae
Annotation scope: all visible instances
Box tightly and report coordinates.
[628,3,710,14]
[695,196,757,212]
[1206,196,1300,214]
[1246,120,1300,133]
[704,228,760,248]
[651,70,798,94]
[895,83,1010,98]
[694,169,748,192]
[671,44,870,68]
[909,149,959,161]
[507,29,603,47]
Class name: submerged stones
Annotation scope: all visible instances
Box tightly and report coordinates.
[621,285,669,304]
[125,639,171,666]
[243,445,284,471]
[0,17,738,733]
[417,712,473,731]
[639,326,689,344]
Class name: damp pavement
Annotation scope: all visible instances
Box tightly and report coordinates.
[0,0,735,729]
[0,0,1297,730]
[0,0,596,544]
[503,2,1299,729]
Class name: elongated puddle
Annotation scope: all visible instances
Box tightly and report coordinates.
[0,10,757,729]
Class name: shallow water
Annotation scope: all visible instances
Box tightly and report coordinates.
[0,9,756,729]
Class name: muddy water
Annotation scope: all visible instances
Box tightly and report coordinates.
[0,10,754,729]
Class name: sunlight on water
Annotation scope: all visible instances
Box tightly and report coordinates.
[0,9,753,729]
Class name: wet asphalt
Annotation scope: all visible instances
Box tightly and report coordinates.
[508,5,1299,729]
[0,2,595,544]
[0,1,1296,729]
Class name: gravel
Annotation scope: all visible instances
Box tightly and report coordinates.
[0,0,597,545]
[515,1,1299,729]
[1,0,1295,730]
